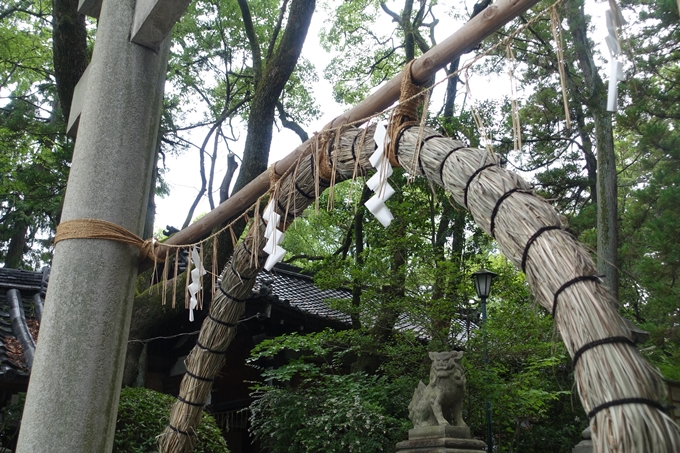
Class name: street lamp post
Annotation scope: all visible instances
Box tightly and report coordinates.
[473,268,497,453]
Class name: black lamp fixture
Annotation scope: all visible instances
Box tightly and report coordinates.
[473,268,497,299]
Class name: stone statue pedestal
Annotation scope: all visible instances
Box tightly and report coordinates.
[396,426,487,453]
[572,427,593,453]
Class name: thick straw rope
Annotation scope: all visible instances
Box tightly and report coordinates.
[392,126,680,452]
[55,218,161,263]
[157,127,376,453]
[158,4,670,451]
[160,122,680,452]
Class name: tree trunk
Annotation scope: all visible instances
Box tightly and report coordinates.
[566,0,618,299]
[52,0,88,123]
[4,223,28,269]
[230,0,316,195]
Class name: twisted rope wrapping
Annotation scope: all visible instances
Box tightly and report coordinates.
[55,218,162,263]
[386,60,426,168]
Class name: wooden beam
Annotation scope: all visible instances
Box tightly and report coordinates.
[130,0,192,51]
[156,0,542,258]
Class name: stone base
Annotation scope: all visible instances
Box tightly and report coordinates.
[572,427,593,453]
[409,426,471,439]
[396,426,486,453]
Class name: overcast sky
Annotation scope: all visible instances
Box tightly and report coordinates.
[154,0,611,234]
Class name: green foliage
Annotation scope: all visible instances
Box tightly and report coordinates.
[249,331,415,453]
[463,258,585,452]
[251,372,412,453]
[114,387,228,453]
[248,259,585,452]
[169,0,320,130]
[0,2,68,268]
[0,392,25,447]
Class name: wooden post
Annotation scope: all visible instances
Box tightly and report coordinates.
[156,0,543,256]
[15,0,170,451]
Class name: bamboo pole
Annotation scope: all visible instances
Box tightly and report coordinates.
[152,0,542,260]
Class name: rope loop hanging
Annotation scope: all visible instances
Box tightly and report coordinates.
[386,60,427,168]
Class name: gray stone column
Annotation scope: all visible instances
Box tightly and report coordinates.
[16,0,169,450]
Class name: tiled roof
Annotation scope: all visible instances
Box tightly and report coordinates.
[0,268,44,294]
[0,268,45,380]
[256,264,352,325]
[255,264,436,338]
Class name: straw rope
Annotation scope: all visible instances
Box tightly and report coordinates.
[160,119,680,453]
[390,125,680,452]
[55,218,162,263]
[387,60,424,168]
[550,5,571,129]
[154,3,679,451]
[158,124,378,453]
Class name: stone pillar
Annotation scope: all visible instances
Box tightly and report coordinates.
[396,426,487,453]
[15,0,169,451]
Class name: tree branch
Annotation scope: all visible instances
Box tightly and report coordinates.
[276,101,308,142]
[266,0,290,61]
[380,2,401,23]
[237,0,263,83]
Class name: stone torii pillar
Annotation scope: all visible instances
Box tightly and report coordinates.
[16,0,189,451]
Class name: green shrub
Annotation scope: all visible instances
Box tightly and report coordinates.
[114,387,228,453]
[250,373,412,453]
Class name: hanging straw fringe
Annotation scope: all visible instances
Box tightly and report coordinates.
[465,67,494,154]
[506,42,522,152]
[551,5,572,129]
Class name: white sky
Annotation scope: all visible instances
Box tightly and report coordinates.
[154,0,611,233]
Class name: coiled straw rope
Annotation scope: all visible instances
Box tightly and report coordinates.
[55,218,161,263]
[157,125,376,453]
[160,122,680,453]
[158,4,678,451]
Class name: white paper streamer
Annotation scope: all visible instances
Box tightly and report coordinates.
[262,200,286,271]
[605,9,625,113]
[188,247,206,321]
[365,121,395,227]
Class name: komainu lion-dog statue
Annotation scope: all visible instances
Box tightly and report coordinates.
[408,351,467,428]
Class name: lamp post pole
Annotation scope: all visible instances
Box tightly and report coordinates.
[481,293,492,453]
[473,268,497,453]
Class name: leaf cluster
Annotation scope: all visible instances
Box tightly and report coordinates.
[114,387,228,453]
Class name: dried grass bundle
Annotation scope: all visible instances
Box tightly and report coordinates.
[159,129,377,452]
[393,125,680,452]
[160,117,680,453]
[158,224,266,453]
